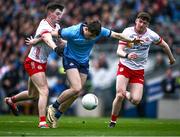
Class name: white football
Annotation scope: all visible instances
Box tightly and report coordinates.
[82,93,98,110]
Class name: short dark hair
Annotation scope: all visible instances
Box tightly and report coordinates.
[47,2,64,12]
[137,12,151,22]
[87,20,101,36]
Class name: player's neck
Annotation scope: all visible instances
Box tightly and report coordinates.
[134,27,147,35]
[46,17,56,28]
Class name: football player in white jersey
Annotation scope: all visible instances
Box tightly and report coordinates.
[4,2,65,128]
[109,12,176,128]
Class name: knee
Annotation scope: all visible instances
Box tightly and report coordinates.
[28,92,39,99]
[131,98,141,105]
[71,85,82,95]
[116,89,124,100]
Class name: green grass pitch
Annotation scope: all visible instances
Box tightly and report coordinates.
[0,115,180,136]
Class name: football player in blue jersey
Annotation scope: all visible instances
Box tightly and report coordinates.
[27,19,142,128]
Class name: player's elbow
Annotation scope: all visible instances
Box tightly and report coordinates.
[41,35,48,41]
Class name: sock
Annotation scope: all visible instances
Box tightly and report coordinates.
[52,100,60,110]
[111,114,118,123]
[55,110,63,119]
[39,116,46,123]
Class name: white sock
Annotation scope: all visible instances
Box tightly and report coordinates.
[39,121,46,125]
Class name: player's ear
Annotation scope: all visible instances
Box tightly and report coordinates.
[135,19,138,24]
[84,27,88,32]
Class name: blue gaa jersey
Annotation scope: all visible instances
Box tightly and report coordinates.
[58,23,111,64]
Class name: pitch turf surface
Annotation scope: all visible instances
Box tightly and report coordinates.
[0,115,180,136]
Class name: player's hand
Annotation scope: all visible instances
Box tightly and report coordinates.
[169,58,176,65]
[132,38,144,45]
[54,46,64,56]
[127,42,134,48]
[127,52,138,60]
[25,36,35,46]
[127,38,144,48]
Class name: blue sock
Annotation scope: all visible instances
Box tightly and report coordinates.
[55,110,63,119]
[52,100,60,110]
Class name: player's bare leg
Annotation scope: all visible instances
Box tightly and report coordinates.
[128,83,143,105]
[4,78,39,116]
[48,71,87,128]
[58,69,83,103]
[31,72,49,128]
[109,75,129,128]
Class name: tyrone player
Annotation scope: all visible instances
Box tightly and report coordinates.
[4,2,65,128]
[109,12,176,128]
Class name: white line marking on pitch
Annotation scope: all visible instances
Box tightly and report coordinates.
[0,121,34,123]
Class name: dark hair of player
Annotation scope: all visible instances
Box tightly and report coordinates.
[47,2,64,12]
[86,20,101,36]
[137,12,151,22]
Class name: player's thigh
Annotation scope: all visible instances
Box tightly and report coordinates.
[30,72,48,94]
[116,75,129,93]
[66,68,82,89]
[80,73,88,87]
[129,83,143,101]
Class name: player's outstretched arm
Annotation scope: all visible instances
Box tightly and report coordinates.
[117,44,138,59]
[110,31,143,44]
[42,32,64,56]
[158,40,176,65]
[25,36,42,46]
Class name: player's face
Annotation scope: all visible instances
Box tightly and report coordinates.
[50,9,63,24]
[135,18,149,33]
[84,27,97,39]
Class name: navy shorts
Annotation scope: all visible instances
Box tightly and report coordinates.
[63,56,89,75]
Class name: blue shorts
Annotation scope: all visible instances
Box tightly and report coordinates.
[63,56,89,75]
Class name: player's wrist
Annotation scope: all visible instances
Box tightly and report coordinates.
[125,53,129,58]
[54,46,64,56]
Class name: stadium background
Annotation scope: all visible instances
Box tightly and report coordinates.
[0,0,180,119]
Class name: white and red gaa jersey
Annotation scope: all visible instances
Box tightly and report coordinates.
[28,19,60,63]
[119,26,162,70]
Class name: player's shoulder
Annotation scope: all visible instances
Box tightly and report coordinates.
[39,19,58,29]
[66,23,83,36]
[37,19,51,30]
[146,28,159,37]
[122,26,134,34]
[71,23,82,30]
[39,19,48,26]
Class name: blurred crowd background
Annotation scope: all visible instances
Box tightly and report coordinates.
[0,0,180,118]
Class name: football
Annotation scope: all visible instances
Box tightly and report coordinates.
[81,93,98,110]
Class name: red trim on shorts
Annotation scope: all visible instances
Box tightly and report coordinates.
[24,57,47,76]
[117,63,144,84]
